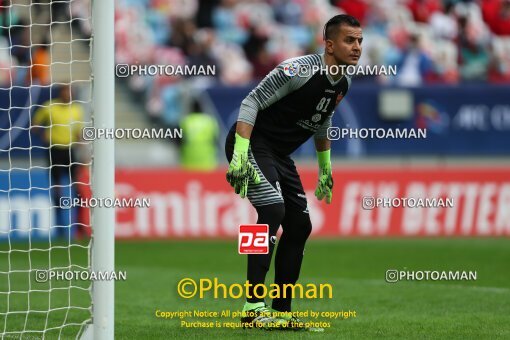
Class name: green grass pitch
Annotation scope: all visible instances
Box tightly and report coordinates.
[1,238,510,339]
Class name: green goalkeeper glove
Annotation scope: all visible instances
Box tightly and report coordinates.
[226,133,260,198]
[315,150,333,204]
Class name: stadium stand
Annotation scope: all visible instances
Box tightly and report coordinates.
[110,0,510,127]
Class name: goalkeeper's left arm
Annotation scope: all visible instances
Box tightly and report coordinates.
[314,117,333,204]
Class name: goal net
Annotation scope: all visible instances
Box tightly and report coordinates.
[0,0,100,338]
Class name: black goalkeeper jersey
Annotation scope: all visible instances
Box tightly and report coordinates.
[235,53,351,156]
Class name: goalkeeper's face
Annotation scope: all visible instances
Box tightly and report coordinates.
[326,25,363,66]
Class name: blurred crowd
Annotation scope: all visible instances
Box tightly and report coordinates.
[116,0,510,86]
[113,0,510,125]
[0,0,91,86]
[2,0,510,126]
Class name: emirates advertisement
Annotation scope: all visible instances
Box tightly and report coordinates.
[84,167,510,238]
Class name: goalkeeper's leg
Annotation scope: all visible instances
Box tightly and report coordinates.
[226,131,288,329]
[225,134,285,294]
[272,207,312,313]
[239,203,289,329]
[269,156,321,331]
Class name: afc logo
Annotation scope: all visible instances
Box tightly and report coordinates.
[238,224,269,254]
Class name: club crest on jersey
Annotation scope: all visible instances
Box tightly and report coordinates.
[282,62,299,77]
[311,113,321,122]
[336,92,344,105]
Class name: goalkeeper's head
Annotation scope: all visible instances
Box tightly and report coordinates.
[323,14,362,66]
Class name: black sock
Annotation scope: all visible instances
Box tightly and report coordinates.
[272,209,312,312]
[246,203,285,303]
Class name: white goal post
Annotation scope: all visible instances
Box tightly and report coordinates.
[89,0,115,338]
[0,0,115,338]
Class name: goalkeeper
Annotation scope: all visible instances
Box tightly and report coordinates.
[225,14,362,330]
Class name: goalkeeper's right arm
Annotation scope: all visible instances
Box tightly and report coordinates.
[226,129,260,198]
[235,121,253,139]
[225,103,259,198]
[227,58,302,197]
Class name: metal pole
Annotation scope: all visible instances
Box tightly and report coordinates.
[91,0,115,338]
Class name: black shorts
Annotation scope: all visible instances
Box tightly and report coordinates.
[225,125,308,212]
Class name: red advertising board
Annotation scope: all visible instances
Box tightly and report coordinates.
[108,167,510,238]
